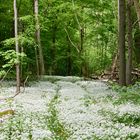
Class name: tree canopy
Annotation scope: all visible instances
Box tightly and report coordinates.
[0,0,140,87]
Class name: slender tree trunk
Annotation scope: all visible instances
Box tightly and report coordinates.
[79,27,89,77]
[126,0,133,85]
[35,46,39,77]
[14,0,20,93]
[80,27,85,76]
[101,42,104,70]
[20,46,23,80]
[67,36,72,76]
[33,0,39,77]
[34,0,45,75]
[110,53,118,80]
[118,0,126,86]
[103,43,107,69]
[51,25,57,75]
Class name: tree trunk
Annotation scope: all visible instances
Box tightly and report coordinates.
[126,0,133,85]
[110,53,118,79]
[35,46,39,77]
[34,0,45,75]
[67,36,72,76]
[14,0,20,93]
[33,0,39,77]
[51,25,57,75]
[118,0,126,86]
[80,27,85,76]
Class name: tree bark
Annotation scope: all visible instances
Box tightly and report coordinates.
[80,27,85,76]
[34,0,45,75]
[14,0,20,93]
[110,53,118,79]
[118,0,126,86]
[126,0,133,85]
[51,25,57,75]
[67,36,72,76]
[35,46,39,77]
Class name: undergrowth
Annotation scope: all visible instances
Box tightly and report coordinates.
[45,94,70,140]
[108,82,140,105]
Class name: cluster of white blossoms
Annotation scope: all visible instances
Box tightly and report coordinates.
[1,77,140,140]
[56,80,140,140]
[0,81,57,140]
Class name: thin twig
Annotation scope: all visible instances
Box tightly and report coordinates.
[21,76,29,93]
[64,28,80,53]
[0,91,20,101]
[0,65,13,84]
[132,19,139,27]
[0,76,29,101]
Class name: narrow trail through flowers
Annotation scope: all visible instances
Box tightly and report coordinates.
[0,76,140,140]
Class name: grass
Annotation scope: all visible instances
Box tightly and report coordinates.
[0,108,34,140]
[106,82,140,105]
[83,95,97,107]
[114,91,140,105]
[45,94,70,140]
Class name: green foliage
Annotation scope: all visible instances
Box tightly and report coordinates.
[114,92,140,105]
[0,0,118,77]
[109,82,140,105]
[0,50,27,68]
[83,95,97,107]
[99,108,140,139]
[0,49,27,79]
[113,112,140,126]
[0,107,33,140]
[45,94,71,140]
[0,70,6,78]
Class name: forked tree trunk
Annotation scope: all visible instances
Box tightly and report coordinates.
[118,0,126,86]
[126,0,133,85]
[14,0,20,93]
[34,0,45,75]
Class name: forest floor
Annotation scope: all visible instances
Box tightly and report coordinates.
[0,76,140,140]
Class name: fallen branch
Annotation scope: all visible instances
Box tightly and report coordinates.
[0,109,14,118]
[0,76,29,101]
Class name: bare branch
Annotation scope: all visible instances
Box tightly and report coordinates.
[132,19,139,27]
[0,65,13,84]
[21,76,29,93]
[64,28,80,53]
